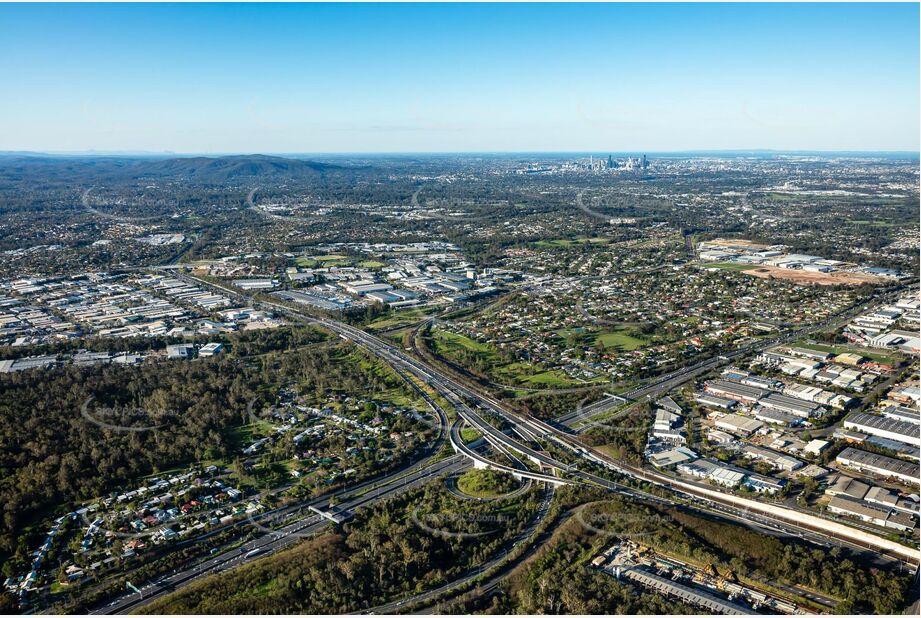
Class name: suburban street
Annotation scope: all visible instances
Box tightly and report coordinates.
[79,270,917,615]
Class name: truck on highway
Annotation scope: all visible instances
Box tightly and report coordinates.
[244,547,265,559]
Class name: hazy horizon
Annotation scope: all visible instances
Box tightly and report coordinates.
[3,148,920,159]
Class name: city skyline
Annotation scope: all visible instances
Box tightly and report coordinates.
[0,4,918,610]
[1,2,918,153]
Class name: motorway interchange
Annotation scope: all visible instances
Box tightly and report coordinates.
[87,272,919,615]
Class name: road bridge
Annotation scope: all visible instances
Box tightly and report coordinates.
[175,271,921,567]
[449,419,570,486]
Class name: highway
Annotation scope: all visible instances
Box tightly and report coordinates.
[309,296,921,565]
[361,484,556,615]
[90,454,471,615]
[85,284,469,614]
[559,284,914,428]
[300,312,921,566]
[172,272,921,565]
[448,418,570,486]
[81,268,915,614]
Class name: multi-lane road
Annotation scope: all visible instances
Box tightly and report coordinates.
[559,284,915,427]
[299,287,921,565]
[291,306,921,566]
[361,484,556,615]
[91,454,471,614]
[94,269,916,614]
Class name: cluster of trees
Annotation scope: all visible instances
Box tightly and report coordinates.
[427,329,516,383]
[142,482,542,613]
[0,356,261,562]
[520,388,604,420]
[582,402,653,463]
[0,324,327,361]
[511,538,695,614]
[224,324,327,356]
[0,337,418,571]
[455,469,518,498]
[497,498,697,615]
[471,492,913,615]
[664,508,913,614]
[573,498,913,615]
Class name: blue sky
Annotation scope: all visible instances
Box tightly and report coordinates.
[1,2,918,153]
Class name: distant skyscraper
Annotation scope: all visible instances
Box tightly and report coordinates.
[607,155,615,169]
[641,154,649,169]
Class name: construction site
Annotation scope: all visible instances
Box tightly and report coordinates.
[591,540,803,615]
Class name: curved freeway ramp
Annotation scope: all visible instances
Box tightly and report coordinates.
[449,420,570,487]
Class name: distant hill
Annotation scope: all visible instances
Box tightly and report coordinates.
[0,154,343,184]
[132,155,340,181]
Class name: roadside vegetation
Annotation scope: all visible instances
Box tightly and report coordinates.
[441,490,913,614]
[455,469,518,499]
[141,482,543,613]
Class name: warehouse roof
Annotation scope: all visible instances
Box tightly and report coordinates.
[837,447,920,479]
[844,412,919,443]
[715,414,764,434]
[706,379,768,401]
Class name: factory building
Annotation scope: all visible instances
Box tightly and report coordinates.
[704,379,767,405]
[827,495,916,532]
[740,445,803,472]
[714,414,764,436]
[758,392,825,418]
[619,567,752,615]
[836,447,920,487]
[843,412,920,448]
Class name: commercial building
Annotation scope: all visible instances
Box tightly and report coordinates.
[656,396,684,414]
[864,486,919,516]
[753,407,801,427]
[803,439,830,457]
[882,405,921,426]
[759,392,824,418]
[166,344,195,359]
[742,474,786,494]
[695,394,737,410]
[0,356,57,373]
[714,414,764,436]
[706,429,735,444]
[619,567,751,615]
[739,374,782,391]
[231,279,277,291]
[836,447,920,487]
[783,382,852,409]
[341,281,393,296]
[708,467,745,488]
[843,412,920,448]
[649,447,697,468]
[677,458,720,479]
[835,353,864,366]
[652,410,686,445]
[740,445,803,472]
[654,410,680,431]
[826,475,871,500]
[199,342,223,357]
[786,347,832,361]
[704,379,767,405]
[827,495,915,532]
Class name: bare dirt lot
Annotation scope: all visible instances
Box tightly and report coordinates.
[744,266,887,286]
[708,238,775,250]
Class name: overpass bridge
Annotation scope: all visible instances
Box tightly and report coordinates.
[449,420,570,487]
[175,271,920,567]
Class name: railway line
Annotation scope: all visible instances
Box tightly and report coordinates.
[174,272,921,566]
[89,454,470,615]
